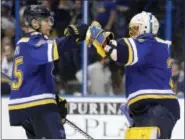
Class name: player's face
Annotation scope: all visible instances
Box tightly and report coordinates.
[40,16,54,36]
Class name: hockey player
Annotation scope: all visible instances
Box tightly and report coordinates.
[85,11,180,139]
[8,5,88,139]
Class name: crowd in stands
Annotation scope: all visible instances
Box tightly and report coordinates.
[1,0,184,97]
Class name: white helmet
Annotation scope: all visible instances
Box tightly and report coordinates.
[129,11,159,38]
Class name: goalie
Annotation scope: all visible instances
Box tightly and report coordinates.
[85,11,180,139]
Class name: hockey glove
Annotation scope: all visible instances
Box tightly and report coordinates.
[85,21,114,58]
[64,24,88,43]
[56,95,68,124]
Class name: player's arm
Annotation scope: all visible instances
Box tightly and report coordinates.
[85,21,129,65]
[103,39,129,66]
[30,39,60,64]
[30,24,88,65]
[55,24,88,56]
[104,38,152,66]
[85,22,151,66]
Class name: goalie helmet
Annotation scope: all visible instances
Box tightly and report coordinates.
[129,11,159,38]
[23,5,54,27]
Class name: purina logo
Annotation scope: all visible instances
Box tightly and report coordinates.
[68,102,122,115]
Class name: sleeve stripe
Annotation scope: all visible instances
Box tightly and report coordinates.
[128,38,138,65]
[47,42,53,62]
[155,37,172,48]
[123,38,134,66]
[53,40,59,60]
[51,43,54,61]
[47,41,59,62]
[17,37,30,44]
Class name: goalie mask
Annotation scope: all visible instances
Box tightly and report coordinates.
[129,11,159,38]
[23,5,54,30]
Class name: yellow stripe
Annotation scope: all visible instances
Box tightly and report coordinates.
[125,127,160,139]
[123,38,134,66]
[22,37,29,41]
[128,94,177,106]
[18,37,30,43]
[53,40,59,60]
[155,37,167,44]
[93,40,106,58]
[70,25,79,34]
[8,99,57,110]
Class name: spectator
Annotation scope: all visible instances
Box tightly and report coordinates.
[70,0,82,25]
[114,0,130,38]
[70,0,94,25]
[171,60,180,92]
[177,62,184,96]
[109,61,124,95]
[52,0,72,37]
[94,0,125,95]
[2,38,14,77]
[76,57,113,95]
[1,38,14,95]
[95,0,116,31]
[1,1,15,40]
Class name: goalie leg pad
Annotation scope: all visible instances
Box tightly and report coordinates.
[124,127,160,139]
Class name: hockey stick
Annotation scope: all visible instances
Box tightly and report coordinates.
[65,119,94,139]
[1,72,94,139]
[1,72,13,84]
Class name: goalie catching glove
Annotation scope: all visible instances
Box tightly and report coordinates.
[56,95,68,124]
[64,24,88,44]
[85,21,114,58]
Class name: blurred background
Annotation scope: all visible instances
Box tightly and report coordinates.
[1,0,184,98]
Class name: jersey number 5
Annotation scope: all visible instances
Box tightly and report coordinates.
[11,57,23,90]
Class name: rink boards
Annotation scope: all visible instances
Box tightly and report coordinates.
[2,97,184,139]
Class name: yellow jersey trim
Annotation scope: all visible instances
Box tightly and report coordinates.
[155,37,166,43]
[93,39,107,58]
[123,38,134,66]
[53,40,59,60]
[17,37,30,44]
[8,99,57,110]
[128,94,177,106]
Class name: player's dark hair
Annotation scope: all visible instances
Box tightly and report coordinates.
[23,5,52,28]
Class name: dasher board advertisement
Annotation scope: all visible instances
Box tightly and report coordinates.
[2,97,184,139]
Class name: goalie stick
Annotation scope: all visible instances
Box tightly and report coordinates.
[1,72,94,139]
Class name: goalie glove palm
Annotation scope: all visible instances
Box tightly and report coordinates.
[85,21,114,58]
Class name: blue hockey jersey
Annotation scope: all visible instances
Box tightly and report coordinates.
[8,32,75,125]
[116,34,180,119]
